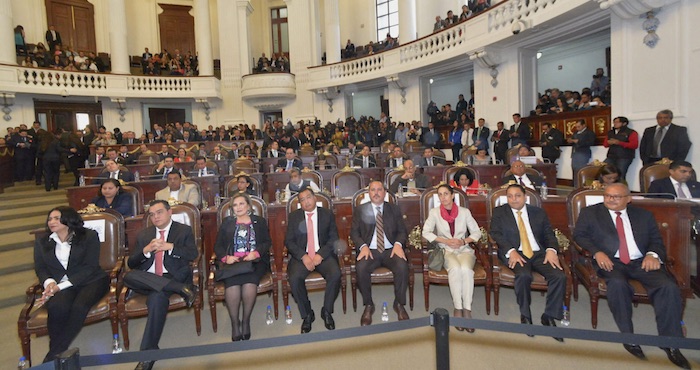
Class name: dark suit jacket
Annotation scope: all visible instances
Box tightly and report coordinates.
[91,193,134,217]
[45,30,62,48]
[489,204,558,262]
[285,207,339,262]
[510,122,531,141]
[539,128,564,160]
[127,221,198,283]
[419,156,446,167]
[573,203,666,262]
[389,173,430,194]
[92,170,135,184]
[639,124,692,164]
[34,229,107,288]
[472,127,491,150]
[571,128,595,157]
[350,202,407,251]
[352,155,377,168]
[87,154,105,166]
[388,155,410,168]
[118,153,135,165]
[262,150,282,158]
[277,158,303,169]
[214,215,271,266]
[502,174,544,188]
[647,177,700,198]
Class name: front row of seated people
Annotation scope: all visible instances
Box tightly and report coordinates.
[35,179,691,369]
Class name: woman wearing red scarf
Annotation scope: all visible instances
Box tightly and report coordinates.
[422,184,482,332]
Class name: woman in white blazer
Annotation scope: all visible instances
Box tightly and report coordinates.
[422,184,482,332]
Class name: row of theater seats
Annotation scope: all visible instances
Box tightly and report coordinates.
[18,178,690,364]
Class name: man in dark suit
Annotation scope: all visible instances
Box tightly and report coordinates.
[208,146,226,161]
[509,113,531,147]
[284,188,341,333]
[191,156,218,177]
[351,181,410,325]
[261,141,282,158]
[539,122,564,163]
[353,145,377,168]
[92,160,135,184]
[389,159,430,195]
[276,148,302,171]
[388,146,410,168]
[9,130,34,181]
[567,120,595,188]
[489,184,565,341]
[573,184,689,368]
[502,160,542,190]
[471,118,490,152]
[490,121,510,164]
[420,147,446,167]
[45,25,62,53]
[639,109,692,165]
[117,145,136,165]
[123,200,197,370]
[647,160,700,199]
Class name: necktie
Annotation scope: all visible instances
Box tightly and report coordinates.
[215,154,220,161]
[428,157,433,166]
[155,230,165,276]
[364,157,368,168]
[615,212,630,264]
[96,155,101,164]
[163,168,170,179]
[653,126,664,157]
[519,177,525,187]
[199,169,204,177]
[477,127,482,138]
[286,160,292,171]
[306,213,316,258]
[516,211,533,258]
[677,183,686,198]
[376,207,385,253]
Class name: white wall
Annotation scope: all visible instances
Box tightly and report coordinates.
[351,88,384,118]
[416,0,464,39]
[338,0,375,45]
[427,72,472,115]
[537,32,610,93]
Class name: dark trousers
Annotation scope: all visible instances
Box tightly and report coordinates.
[35,156,43,183]
[451,143,462,163]
[288,256,341,318]
[15,154,34,181]
[571,151,591,188]
[605,157,633,182]
[43,159,60,190]
[598,259,683,337]
[356,249,409,306]
[494,143,508,164]
[44,275,109,363]
[512,251,566,320]
[123,270,186,350]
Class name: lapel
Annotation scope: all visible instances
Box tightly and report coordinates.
[595,204,618,240]
[43,238,65,272]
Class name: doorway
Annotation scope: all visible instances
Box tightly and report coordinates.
[148,108,186,132]
[45,0,97,53]
[34,100,103,133]
[158,4,196,57]
[261,111,283,125]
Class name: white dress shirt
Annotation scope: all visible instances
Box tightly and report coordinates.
[305,209,320,253]
[505,207,557,258]
[606,209,645,261]
[144,220,174,274]
[44,233,74,290]
[670,178,691,198]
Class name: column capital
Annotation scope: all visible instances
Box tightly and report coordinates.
[237,0,254,15]
[595,0,679,18]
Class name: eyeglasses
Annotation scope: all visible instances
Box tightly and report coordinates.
[603,194,628,201]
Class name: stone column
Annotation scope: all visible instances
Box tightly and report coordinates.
[324,0,340,64]
[108,0,129,74]
[237,0,254,74]
[0,0,16,65]
[194,0,214,76]
[398,0,417,43]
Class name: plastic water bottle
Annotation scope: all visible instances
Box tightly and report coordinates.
[398,185,404,198]
[149,156,155,164]
[134,171,140,182]
[285,305,293,325]
[84,159,90,168]
[560,306,570,327]
[214,193,221,208]
[381,302,389,322]
[335,185,340,198]
[79,174,85,186]
[265,305,274,325]
[269,164,274,173]
[17,356,29,370]
[111,334,123,354]
[540,181,548,200]
[275,189,282,204]
[229,164,234,175]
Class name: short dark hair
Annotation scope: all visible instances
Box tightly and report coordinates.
[506,183,526,195]
[512,113,521,118]
[454,168,475,186]
[164,155,174,160]
[669,160,693,170]
[195,156,206,162]
[148,199,171,210]
[613,116,629,126]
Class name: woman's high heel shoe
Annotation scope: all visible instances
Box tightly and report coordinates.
[454,309,466,331]
[463,309,475,333]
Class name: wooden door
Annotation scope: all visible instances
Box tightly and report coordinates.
[34,101,103,133]
[148,108,186,131]
[158,4,195,56]
[45,0,97,53]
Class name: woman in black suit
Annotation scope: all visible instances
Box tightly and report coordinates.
[214,194,271,341]
[91,178,134,217]
[35,206,109,363]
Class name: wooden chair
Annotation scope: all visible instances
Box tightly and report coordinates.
[566,188,687,328]
[232,158,257,174]
[403,140,424,153]
[189,160,220,176]
[460,147,478,163]
[443,165,479,186]
[576,162,606,188]
[137,153,159,164]
[18,209,125,366]
[299,144,315,155]
[348,189,414,311]
[639,161,671,193]
[224,176,262,198]
[318,154,339,169]
[300,169,323,190]
[331,170,363,199]
[416,187,491,313]
[207,196,278,332]
[100,165,129,173]
[504,145,535,165]
[183,179,203,209]
[118,203,203,350]
[121,185,144,216]
[281,192,347,313]
[385,169,405,190]
[380,141,392,153]
[486,186,572,315]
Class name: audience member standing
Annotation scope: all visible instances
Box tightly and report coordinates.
[490,121,510,164]
[539,122,564,164]
[603,116,638,181]
[509,113,530,147]
[639,109,692,165]
[45,25,62,53]
[568,120,595,188]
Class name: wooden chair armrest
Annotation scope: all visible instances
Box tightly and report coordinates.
[665,256,686,286]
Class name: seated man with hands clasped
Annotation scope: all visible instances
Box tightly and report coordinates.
[351,181,410,326]
[573,183,690,369]
[389,159,429,195]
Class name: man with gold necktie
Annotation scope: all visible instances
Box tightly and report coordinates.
[489,184,565,342]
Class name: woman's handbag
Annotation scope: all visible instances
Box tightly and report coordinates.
[214,261,254,281]
[427,246,445,271]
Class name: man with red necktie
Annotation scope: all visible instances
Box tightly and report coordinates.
[574,183,689,369]
[122,200,198,370]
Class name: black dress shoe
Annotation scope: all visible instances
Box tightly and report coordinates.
[661,347,691,369]
[232,335,243,342]
[393,302,410,320]
[541,314,564,342]
[135,361,155,370]
[181,285,196,308]
[623,344,646,360]
[301,311,315,334]
[520,315,534,337]
[321,307,335,330]
[361,305,375,326]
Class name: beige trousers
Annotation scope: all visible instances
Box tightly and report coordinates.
[443,246,476,310]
